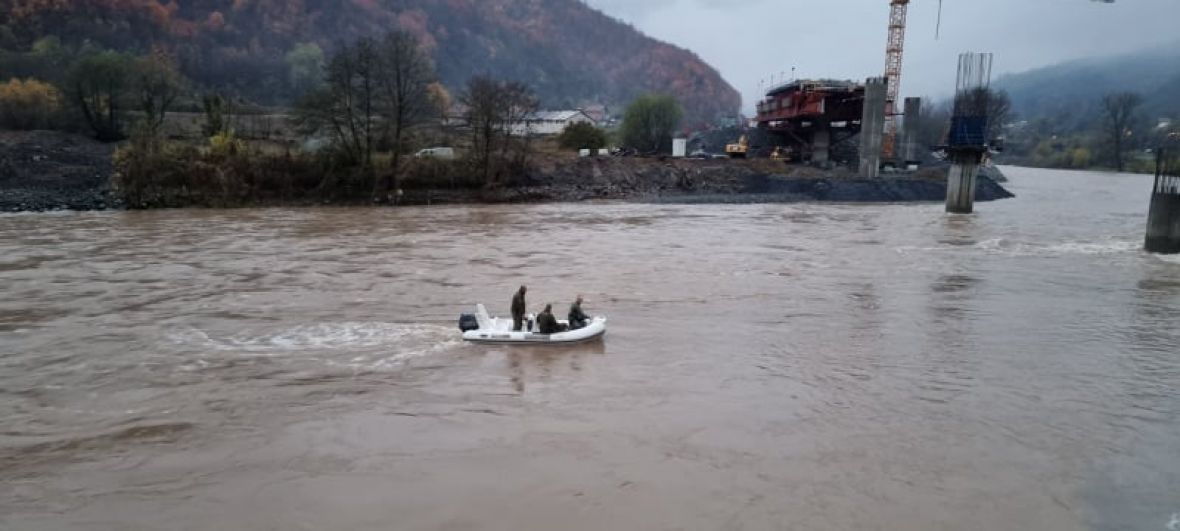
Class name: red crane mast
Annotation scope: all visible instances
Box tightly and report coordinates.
[882,0,909,160]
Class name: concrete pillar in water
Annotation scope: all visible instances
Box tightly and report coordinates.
[946,156,980,214]
[945,52,994,214]
[902,97,922,165]
[1145,152,1180,254]
[859,77,887,179]
[813,126,831,165]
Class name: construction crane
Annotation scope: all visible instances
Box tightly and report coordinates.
[879,0,1111,160]
[881,0,910,161]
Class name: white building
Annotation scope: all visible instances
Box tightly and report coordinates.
[511,110,597,136]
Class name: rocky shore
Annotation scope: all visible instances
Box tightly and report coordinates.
[401,158,1014,206]
[0,131,120,212]
[1,131,1013,212]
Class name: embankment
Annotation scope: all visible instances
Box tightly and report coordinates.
[401,158,1014,206]
[0,131,1013,211]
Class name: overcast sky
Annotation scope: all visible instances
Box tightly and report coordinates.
[583,0,1180,112]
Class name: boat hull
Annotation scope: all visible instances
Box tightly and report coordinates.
[462,316,607,345]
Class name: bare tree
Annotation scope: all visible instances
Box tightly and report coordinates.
[986,88,1012,141]
[373,30,436,201]
[461,77,537,188]
[910,97,952,150]
[1102,91,1143,172]
[70,50,132,142]
[462,76,501,188]
[133,51,183,134]
[294,37,380,168]
[498,81,539,173]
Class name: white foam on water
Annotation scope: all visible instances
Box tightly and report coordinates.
[168,322,465,372]
[974,238,1143,256]
[1152,253,1180,266]
[168,318,467,372]
[897,238,1144,257]
[1043,240,1143,255]
[172,322,451,353]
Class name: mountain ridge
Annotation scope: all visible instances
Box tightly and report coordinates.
[994,42,1180,128]
[0,0,741,125]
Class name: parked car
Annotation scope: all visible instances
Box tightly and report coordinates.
[689,150,726,160]
[414,147,456,160]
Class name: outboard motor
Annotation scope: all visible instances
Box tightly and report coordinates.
[458,313,480,332]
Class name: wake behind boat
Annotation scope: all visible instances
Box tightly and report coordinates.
[459,304,606,344]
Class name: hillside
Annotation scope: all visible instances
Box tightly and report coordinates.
[994,44,1180,130]
[0,0,741,125]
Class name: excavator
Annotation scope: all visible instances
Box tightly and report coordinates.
[726,135,749,159]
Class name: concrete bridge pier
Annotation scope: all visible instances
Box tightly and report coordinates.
[902,97,922,165]
[859,77,887,179]
[946,155,981,214]
[1146,151,1180,254]
[812,127,830,165]
[945,52,993,215]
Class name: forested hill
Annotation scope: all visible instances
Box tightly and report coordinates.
[994,44,1180,131]
[0,0,741,125]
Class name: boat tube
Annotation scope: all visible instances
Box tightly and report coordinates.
[460,304,606,344]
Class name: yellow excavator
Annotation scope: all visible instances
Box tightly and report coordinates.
[726,135,749,159]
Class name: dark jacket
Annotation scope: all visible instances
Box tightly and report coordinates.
[537,310,561,334]
[568,302,589,325]
[511,290,526,319]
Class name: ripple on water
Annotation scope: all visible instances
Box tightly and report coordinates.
[166,322,464,372]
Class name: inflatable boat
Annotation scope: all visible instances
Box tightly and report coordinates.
[459,304,606,344]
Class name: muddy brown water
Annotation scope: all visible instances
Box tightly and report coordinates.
[1,167,1178,530]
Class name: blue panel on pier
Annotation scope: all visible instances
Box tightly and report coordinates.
[949,116,988,148]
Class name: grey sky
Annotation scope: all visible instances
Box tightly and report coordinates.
[583,0,1180,112]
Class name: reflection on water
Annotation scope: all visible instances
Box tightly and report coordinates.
[1,167,1178,530]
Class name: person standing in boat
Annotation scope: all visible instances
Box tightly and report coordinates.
[568,295,590,330]
[511,285,528,331]
[537,304,564,334]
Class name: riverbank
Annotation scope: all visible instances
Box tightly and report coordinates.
[402,159,1013,205]
[0,130,1013,211]
[0,131,121,212]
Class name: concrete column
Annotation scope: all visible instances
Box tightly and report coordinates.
[1146,173,1180,254]
[902,97,922,164]
[859,77,887,179]
[946,157,979,214]
[812,127,830,165]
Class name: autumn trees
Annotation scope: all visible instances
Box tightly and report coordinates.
[0,78,61,130]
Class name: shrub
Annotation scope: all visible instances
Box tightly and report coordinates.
[557,121,608,151]
[0,78,62,130]
[620,93,683,154]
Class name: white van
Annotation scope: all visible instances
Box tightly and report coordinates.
[414,147,456,160]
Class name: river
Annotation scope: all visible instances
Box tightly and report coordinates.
[1,167,1178,530]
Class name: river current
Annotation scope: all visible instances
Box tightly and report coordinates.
[1,167,1178,530]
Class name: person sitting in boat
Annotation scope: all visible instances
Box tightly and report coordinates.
[511,285,527,331]
[537,304,566,334]
[568,295,590,330]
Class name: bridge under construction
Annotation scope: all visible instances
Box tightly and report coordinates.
[753,80,867,165]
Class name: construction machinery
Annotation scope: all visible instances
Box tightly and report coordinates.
[882,0,910,161]
[726,135,749,158]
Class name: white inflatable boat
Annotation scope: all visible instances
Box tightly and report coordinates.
[460,304,606,344]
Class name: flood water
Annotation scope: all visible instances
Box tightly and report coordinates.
[1,167,1178,530]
